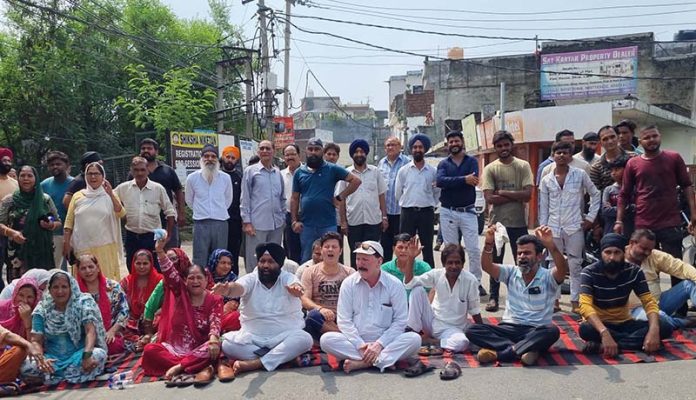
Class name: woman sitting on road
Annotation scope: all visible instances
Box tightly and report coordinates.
[20,270,107,385]
[120,250,161,350]
[75,254,129,355]
[206,249,241,333]
[0,269,50,301]
[0,276,40,339]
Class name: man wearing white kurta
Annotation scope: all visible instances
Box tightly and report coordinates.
[320,241,420,373]
[404,242,483,352]
[218,243,313,376]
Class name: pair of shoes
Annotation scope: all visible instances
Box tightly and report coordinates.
[403,361,434,378]
[478,285,488,297]
[582,341,602,354]
[485,299,499,312]
[477,348,497,364]
[217,362,235,383]
[418,345,444,357]
[520,352,539,366]
[193,366,215,387]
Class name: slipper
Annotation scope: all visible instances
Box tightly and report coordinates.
[428,346,444,357]
[165,375,183,388]
[439,361,461,381]
[177,374,196,388]
[0,383,20,397]
[417,346,431,356]
[193,366,215,387]
[403,361,434,378]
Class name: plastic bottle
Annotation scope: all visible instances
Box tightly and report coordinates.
[108,379,135,390]
[109,371,133,382]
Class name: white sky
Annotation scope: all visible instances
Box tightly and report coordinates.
[162,0,696,112]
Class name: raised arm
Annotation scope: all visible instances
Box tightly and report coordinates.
[481,225,502,281]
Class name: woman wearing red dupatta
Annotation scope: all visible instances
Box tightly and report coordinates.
[119,249,161,344]
[0,276,40,338]
[142,238,223,386]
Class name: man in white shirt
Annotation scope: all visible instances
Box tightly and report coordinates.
[218,242,313,377]
[395,134,439,267]
[539,141,600,313]
[241,140,286,272]
[185,144,233,266]
[405,241,482,352]
[115,156,176,271]
[539,130,591,182]
[320,241,421,373]
[281,144,303,263]
[338,140,388,268]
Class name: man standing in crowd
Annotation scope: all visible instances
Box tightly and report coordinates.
[395,134,438,268]
[378,136,410,261]
[320,241,421,373]
[578,233,672,356]
[575,131,600,165]
[115,156,176,271]
[218,243,313,377]
[590,126,635,193]
[221,145,243,274]
[466,226,566,366]
[539,141,600,313]
[339,139,387,268]
[282,144,302,263]
[63,151,102,209]
[185,144,233,266]
[241,140,286,273]
[616,125,696,314]
[539,130,591,183]
[138,138,186,249]
[323,143,345,263]
[41,151,74,270]
[0,148,17,200]
[436,130,485,295]
[481,131,533,312]
[291,138,361,263]
[615,119,643,154]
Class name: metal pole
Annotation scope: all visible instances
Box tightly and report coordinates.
[245,59,253,138]
[500,81,506,131]
[283,0,291,116]
[216,63,225,132]
[258,0,274,140]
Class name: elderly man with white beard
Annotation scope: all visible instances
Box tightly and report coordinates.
[185,144,233,266]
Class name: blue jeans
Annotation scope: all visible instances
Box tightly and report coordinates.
[304,309,325,341]
[300,225,336,263]
[631,280,696,329]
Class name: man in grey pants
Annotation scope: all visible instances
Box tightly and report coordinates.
[240,140,286,272]
[185,144,233,266]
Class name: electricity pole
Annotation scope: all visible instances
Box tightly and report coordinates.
[283,0,291,116]
[257,0,275,140]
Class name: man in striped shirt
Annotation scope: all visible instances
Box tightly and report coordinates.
[578,233,673,357]
[466,225,566,366]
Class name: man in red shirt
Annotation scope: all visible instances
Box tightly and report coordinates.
[615,125,696,313]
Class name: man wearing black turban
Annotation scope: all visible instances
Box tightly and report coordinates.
[216,242,313,377]
[577,233,672,357]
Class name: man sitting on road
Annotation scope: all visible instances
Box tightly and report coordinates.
[404,240,483,353]
[466,225,566,366]
[320,241,421,373]
[381,233,432,297]
[578,233,673,356]
[217,243,313,377]
[624,229,696,329]
[301,232,355,341]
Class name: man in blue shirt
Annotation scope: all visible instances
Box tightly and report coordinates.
[291,138,361,263]
[377,137,410,261]
[436,130,485,295]
[40,151,73,270]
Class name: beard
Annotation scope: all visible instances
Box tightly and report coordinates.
[518,259,534,274]
[0,164,11,175]
[221,161,236,171]
[582,147,596,162]
[141,153,156,162]
[353,156,366,166]
[449,146,462,155]
[200,158,220,183]
[412,152,424,162]
[258,267,281,285]
[601,260,624,275]
[306,155,324,169]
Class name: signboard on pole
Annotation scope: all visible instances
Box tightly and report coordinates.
[239,139,258,168]
[540,46,638,100]
[273,116,295,151]
[170,131,218,182]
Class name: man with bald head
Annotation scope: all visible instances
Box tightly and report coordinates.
[218,243,313,378]
[378,137,410,261]
[240,140,286,273]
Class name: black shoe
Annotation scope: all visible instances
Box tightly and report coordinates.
[478,285,488,297]
[485,299,499,312]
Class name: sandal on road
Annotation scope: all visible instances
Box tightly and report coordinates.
[176,374,196,388]
[165,375,183,388]
[418,345,444,357]
[439,361,462,381]
[403,361,434,378]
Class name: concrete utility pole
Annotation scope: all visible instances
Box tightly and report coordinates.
[245,60,254,138]
[283,0,292,116]
[258,0,275,140]
[216,63,225,132]
[499,81,506,131]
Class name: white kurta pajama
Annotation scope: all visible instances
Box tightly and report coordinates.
[221,270,313,371]
[405,268,481,352]
[320,271,420,371]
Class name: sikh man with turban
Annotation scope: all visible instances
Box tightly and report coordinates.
[394,134,439,267]
[338,139,388,268]
[221,144,243,274]
[217,242,313,377]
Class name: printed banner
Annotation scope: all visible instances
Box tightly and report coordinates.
[170,131,218,182]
